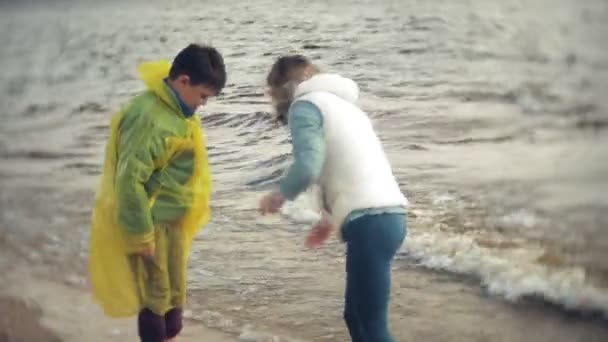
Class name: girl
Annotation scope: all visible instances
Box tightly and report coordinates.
[258,55,408,342]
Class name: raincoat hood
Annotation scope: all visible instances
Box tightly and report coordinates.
[137,60,192,116]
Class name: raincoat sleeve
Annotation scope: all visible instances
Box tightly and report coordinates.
[115,110,167,252]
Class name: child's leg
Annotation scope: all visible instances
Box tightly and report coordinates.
[167,225,187,309]
[344,214,406,342]
[130,226,172,342]
[138,308,166,342]
[164,307,183,339]
[166,224,187,339]
[344,250,364,342]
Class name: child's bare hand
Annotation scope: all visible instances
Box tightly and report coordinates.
[258,191,286,215]
[305,218,333,249]
[137,244,155,261]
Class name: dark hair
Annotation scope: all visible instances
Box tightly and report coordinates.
[169,44,227,93]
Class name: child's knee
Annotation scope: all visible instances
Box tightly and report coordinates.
[164,307,183,338]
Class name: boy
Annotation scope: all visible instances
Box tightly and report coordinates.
[89,44,226,342]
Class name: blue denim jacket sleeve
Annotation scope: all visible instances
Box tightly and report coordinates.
[279,100,325,200]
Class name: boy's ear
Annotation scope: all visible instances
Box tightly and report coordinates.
[177,74,190,85]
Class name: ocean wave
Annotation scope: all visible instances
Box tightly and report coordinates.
[1,149,91,160]
[403,230,608,318]
[280,191,608,318]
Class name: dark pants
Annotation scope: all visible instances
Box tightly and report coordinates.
[343,213,406,342]
[138,307,183,342]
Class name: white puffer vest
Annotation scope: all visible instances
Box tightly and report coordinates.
[293,74,408,227]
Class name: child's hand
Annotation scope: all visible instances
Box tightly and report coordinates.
[305,217,333,249]
[258,191,286,215]
[137,244,156,261]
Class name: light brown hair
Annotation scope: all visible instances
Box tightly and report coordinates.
[266,55,319,124]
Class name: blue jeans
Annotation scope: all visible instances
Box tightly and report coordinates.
[343,213,406,342]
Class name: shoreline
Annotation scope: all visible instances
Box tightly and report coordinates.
[0,249,237,342]
[0,181,607,341]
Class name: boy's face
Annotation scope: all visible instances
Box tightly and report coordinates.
[173,75,217,110]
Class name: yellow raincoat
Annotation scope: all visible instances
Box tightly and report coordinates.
[89,60,211,317]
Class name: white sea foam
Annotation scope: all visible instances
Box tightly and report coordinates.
[279,192,608,317]
[404,230,608,317]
